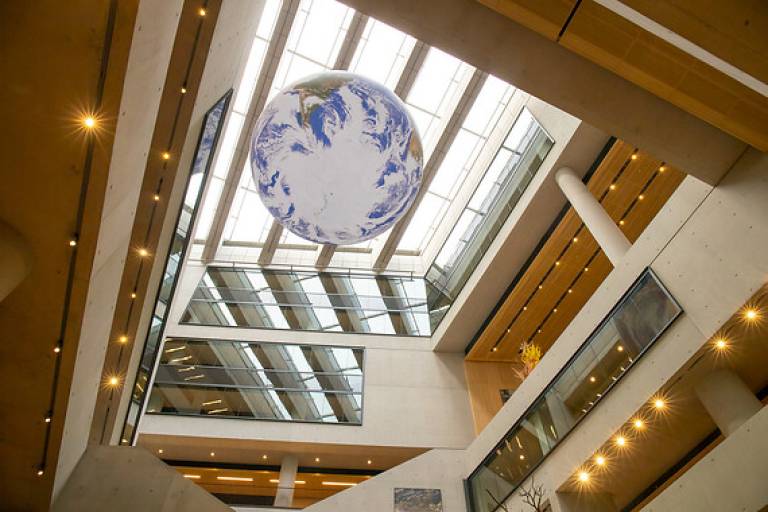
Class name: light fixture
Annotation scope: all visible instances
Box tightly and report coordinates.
[269,479,306,484]
[217,476,253,482]
[367,459,372,465]
[162,151,171,160]
[568,288,573,294]
[53,345,61,354]
[83,116,96,129]
[744,308,759,321]
[615,435,627,447]
[210,451,215,457]
[181,86,187,94]
[594,455,606,466]
[262,454,268,460]
[153,194,160,201]
[573,237,578,243]
[555,261,561,266]
[523,306,528,311]
[659,165,666,172]
[198,7,207,16]
[578,471,590,482]
[68,239,77,247]
[538,284,543,290]
[631,154,638,160]
[553,308,558,313]
[202,399,222,406]
[653,398,666,410]
[108,376,120,387]
[638,194,645,200]
[619,220,625,226]
[314,457,320,463]
[44,415,51,423]
[584,267,589,272]
[589,376,596,383]
[609,183,616,190]
[183,474,201,479]
[617,345,624,352]
[138,248,149,257]
[322,481,357,487]
[633,418,644,429]
[37,469,44,476]
[130,292,137,299]
[715,338,728,350]
[519,454,525,460]
[118,335,128,344]
[491,346,498,352]
[158,449,163,454]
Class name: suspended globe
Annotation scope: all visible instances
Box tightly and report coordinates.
[250,71,423,245]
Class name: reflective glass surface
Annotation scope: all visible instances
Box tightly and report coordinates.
[181,267,430,336]
[120,91,232,444]
[147,339,364,424]
[466,270,681,511]
[426,109,554,329]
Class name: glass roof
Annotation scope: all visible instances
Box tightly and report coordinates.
[192,0,535,276]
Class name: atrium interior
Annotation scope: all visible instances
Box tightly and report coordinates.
[1,1,767,511]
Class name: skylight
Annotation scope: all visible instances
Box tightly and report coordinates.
[190,0,542,278]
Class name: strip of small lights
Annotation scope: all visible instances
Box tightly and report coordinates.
[37,2,213,477]
[571,301,766,487]
[491,149,668,354]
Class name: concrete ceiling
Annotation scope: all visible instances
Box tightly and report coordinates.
[0,1,140,508]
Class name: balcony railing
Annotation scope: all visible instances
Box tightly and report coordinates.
[466,269,682,511]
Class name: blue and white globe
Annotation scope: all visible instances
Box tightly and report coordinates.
[251,71,423,245]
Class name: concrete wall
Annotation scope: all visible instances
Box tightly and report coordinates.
[304,449,468,512]
[111,0,267,446]
[284,143,768,511]
[482,147,768,511]
[141,322,475,450]
[54,0,183,498]
[52,445,232,512]
[641,404,768,512]
[432,100,610,353]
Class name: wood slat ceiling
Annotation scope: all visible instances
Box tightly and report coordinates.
[467,140,685,362]
[477,0,768,151]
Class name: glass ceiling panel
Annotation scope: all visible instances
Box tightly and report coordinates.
[396,75,515,254]
[267,0,353,101]
[194,0,282,241]
[404,48,473,159]
[349,18,416,90]
[224,0,352,247]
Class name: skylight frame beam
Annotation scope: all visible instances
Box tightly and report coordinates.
[372,69,488,271]
[201,0,301,263]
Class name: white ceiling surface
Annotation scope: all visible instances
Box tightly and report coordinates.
[190,0,557,276]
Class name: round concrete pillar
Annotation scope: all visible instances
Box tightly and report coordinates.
[695,368,762,437]
[555,167,631,266]
[0,220,32,302]
[274,454,298,507]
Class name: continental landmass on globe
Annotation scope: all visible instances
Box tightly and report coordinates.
[251,71,423,245]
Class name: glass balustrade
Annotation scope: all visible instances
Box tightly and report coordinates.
[466,270,682,511]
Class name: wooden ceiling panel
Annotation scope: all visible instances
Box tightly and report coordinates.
[467,140,684,362]
[476,0,577,40]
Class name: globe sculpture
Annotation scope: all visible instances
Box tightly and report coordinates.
[250,71,423,245]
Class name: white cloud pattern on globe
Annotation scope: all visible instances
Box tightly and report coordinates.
[251,71,423,245]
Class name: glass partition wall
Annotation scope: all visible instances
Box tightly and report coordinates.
[147,339,364,424]
[182,267,431,336]
[466,270,682,512]
[120,91,232,444]
[426,108,554,329]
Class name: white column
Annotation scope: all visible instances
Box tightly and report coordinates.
[695,368,762,437]
[274,455,298,507]
[0,220,32,302]
[555,167,632,266]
